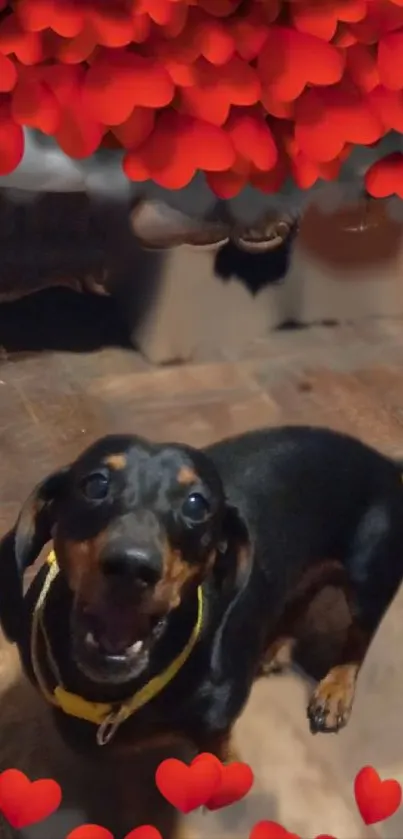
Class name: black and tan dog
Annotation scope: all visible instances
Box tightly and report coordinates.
[1,425,403,762]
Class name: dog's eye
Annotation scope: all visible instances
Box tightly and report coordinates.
[81,471,110,501]
[182,492,210,524]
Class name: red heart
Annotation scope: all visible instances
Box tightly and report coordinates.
[368,86,403,133]
[85,7,134,48]
[17,0,83,38]
[206,169,248,198]
[0,769,62,829]
[226,112,278,172]
[350,2,403,44]
[124,111,235,189]
[125,828,163,839]
[12,76,61,134]
[192,10,235,65]
[67,825,163,839]
[155,757,222,813]
[378,30,403,91]
[0,52,17,92]
[295,83,383,164]
[112,107,155,151]
[191,752,223,769]
[291,1,365,42]
[66,827,114,839]
[354,765,402,825]
[365,152,403,199]
[83,50,174,125]
[54,25,97,64]
[231,7,270,61]
[258,26,344,103]
[124,824,162,839]
[0,108,24,176]
[250,821,301,839]
[346,43,380,93]
[0,15,43,65]
[206,760,254,810]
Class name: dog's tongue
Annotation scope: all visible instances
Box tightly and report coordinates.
[98,630,134,656]
[93,608,147,655]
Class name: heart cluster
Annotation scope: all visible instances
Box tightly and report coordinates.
[0,762,401,838]
[1,0,403,197]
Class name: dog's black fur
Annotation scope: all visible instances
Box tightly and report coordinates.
[1,425,403,758]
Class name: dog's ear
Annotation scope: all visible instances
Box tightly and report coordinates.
[210,504,261,683]
[0,468,68,642]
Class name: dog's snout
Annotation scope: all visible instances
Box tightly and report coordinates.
[101,543,161,585]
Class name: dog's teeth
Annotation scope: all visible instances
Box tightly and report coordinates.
[132,641,143,654]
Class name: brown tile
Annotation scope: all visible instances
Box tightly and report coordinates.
[85,362,254,405]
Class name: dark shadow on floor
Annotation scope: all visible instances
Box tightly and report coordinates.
[0,289,131,354]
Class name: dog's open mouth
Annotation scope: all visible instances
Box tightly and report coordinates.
[72,604,167,683]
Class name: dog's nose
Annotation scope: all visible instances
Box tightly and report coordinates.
[101,544,161,585]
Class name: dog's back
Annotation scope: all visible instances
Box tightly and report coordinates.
[206,425,402,574]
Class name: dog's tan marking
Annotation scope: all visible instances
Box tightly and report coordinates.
[152,544,216,613]
[154,545,200,611]
[196,729,240,763]
[308,663,360,732]
[260,636,297,675]
[177,466,197,486]
[54,531,108,595]
[105,454,127,471]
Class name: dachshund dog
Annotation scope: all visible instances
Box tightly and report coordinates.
[1,425,403,766]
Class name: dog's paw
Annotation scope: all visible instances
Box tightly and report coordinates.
[307,664,358,734]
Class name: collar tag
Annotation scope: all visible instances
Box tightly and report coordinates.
[96,708,127,746]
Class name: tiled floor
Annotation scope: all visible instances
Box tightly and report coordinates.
[2,315,403,839]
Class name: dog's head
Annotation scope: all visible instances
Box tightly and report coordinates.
[0,434,252,687]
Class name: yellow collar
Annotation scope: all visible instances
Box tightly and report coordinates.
[30,551,204,746]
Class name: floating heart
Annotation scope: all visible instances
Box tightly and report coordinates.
[378,30,403,91]
[346,43,380,93]
[125,827,163,839]
[350,1,403,44]
[155,756,222,813]
[17,0,83,37]
[66,827,114,839]
[0,769,62,829]
[295,82,382,164]
[250,821,301,839]
[231,7,270,61]
[368,86,403,132]
[0,15,43,64]
[354,765,402,825]
[206,169,248,198]
[67,825,163,839]
[291,1,366,42]
[258,25,344,103]
[0,52,16,92]
[0,103,24,175]
[124,111,235,189]
[12,76,61,134]
[112,107,155,150]
[365,152,403,198]
[83,50,174,126]
[205,760,254,810]
[226,112,278,172]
